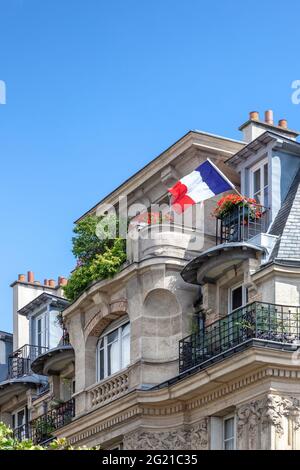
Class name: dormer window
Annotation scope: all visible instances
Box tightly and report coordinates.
[249,158,269,208]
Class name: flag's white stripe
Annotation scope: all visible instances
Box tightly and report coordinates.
[180,170,215,203]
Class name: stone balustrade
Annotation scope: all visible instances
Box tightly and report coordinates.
[88,371,129,408]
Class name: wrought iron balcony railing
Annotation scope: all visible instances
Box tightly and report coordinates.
[29,398,75,444]
[8,344,49,379]
[215,204,269,244]
[13,423,30,441]
[179,302,300,373]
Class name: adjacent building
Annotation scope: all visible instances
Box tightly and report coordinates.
[1,110,300,450]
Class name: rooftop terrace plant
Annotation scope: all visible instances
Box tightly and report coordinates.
[63,215,126,302]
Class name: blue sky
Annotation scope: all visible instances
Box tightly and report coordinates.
[0,0,300,332]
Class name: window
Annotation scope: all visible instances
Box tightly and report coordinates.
[229,283,248,313]
[250,159,269,207]
[97,321,130,381]
[35,312,48,350]
[223,416,235,450]
[12,407,28,440]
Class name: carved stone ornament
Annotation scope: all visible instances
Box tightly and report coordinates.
[237,395,300,441]
[124,419,208,450]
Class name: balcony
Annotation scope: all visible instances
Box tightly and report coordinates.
[8,344,49,379]
[216,204,269,244]
[87,370,129,409]
[179,302,300,373]
[31,331,74,376]
[29,398,75,444]
[13,423,30,441]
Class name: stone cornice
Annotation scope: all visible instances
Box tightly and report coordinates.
[252,262,300,282]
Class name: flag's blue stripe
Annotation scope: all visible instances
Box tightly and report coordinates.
[195,160,232,195]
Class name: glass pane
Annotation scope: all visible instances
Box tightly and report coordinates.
[224,417,234,440]
[264,163,268,185]
[108,340,119,376]
[253,168,261,193]
[98,337,104,348]
[224,439,234,450]
[17,410,25,427]
[122,323,130,337]
[107,329,118,345]
[122,333,130,369]
[99,349,104,380]
[231,286,243,311]
[264,186,269,208]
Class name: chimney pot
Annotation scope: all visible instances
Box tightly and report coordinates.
[48,279,56,288]
[278,119,288,129]
[18,274,26,282]
[44,279,49,286]
[59,277,68,286]
[27,271,34,283]
[34,281,41,285]
[249,111,259,121]
[265,110,274,125]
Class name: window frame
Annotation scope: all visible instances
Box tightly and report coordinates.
[223,414,236,450]
[249,157,269,208]
[34,310,48,349]
[11,406,27,430]
[228,282,248,314]
[96,320,130,382]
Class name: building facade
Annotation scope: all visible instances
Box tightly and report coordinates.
[1,110,300,450]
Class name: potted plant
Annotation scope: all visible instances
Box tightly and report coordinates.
[213,194,262,221]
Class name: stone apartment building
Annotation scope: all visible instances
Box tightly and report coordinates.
[1,110,300,450]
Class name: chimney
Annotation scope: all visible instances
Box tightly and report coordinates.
[58,276,68,286]
[239,110,299,142]
[48,279,56,288]
[265,110,274,125]
[18,274,26,282]
[278,119,288,129]
[249,111,259,121]
[34,281,41,285]
[44,279,49,286]
[27,271,34,283]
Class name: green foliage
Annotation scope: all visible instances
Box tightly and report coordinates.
[63,215,126,302]
[0,422,99,450]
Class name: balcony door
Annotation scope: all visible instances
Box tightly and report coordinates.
[225,283,248,348]
[229,283,248,313]
[249,158,269,208]
[35,313,48,353]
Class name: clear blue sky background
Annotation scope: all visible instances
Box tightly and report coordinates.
[1,0,300,332]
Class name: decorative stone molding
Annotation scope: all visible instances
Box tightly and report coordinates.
[124,429,190,450]
[190,418,209,450]
[237,394,300,449]
[84,298,128,340]
[124,419,208,450]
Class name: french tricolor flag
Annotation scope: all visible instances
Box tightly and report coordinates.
[168,159,235,213]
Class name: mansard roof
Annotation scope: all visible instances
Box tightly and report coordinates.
[269,166,300,262]
[227,131,300,165]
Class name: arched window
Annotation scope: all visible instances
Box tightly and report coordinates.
[96,319,130,382]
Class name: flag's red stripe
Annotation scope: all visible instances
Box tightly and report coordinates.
[169,180,196,213]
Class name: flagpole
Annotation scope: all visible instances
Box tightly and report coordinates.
[206,157,247,201]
